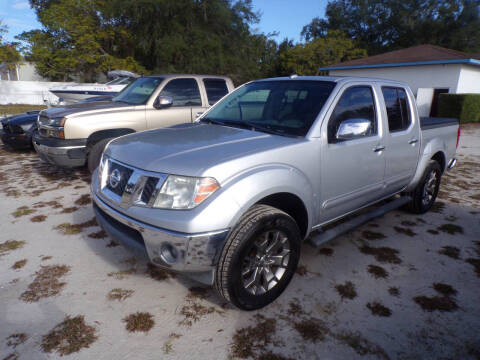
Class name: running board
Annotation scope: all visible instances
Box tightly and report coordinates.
[309,196,411,248]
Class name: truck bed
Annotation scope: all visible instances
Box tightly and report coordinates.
[420,117,458,130]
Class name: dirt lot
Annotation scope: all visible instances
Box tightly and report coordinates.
[1,125,479,360]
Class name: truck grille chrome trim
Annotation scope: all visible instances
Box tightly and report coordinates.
[100,158,167,209]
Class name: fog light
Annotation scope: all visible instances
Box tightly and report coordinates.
[159,243,179,264]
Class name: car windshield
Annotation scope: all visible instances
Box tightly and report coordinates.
[203,80,335,137]
[112,77,163,105]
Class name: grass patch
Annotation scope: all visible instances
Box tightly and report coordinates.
[465,258,480,277]
[30,215,47,223]
[401,220,417,226]
[20,265,70,302]
[54,217,97,235]
[146,263,175,281]
[231,314,279,359]
[360,245,402,264]
[292,318,328,342]
[107,288,134,301]
[427,229,439,235]
[430,201,445,214]
[295,264,308,276]
[179,300,224,326]
[41,256,52,261]
[362,230,386,241]
[33,200,62,209]
[11,259,27,269]
[318,247,333,256]
[437,223,464,235]
[366,302,392,317]
[107,268,135,280]
[335,281,357,300]
[6,333,28,348]
[0,104,46,115]
[394,226,417,237]
[367,264,388,279]
[413,295,458,312]
[287,300,306,316]
[438,246,460,260]
[334,331,389,359]
[12,206,36,218]
[41,315,97,356]
[88,230,107,239]
[433,283,457,296]
[0,240,25,256]
[61,206,79,214]
[74,194,91,206]
[186,286,210,300]
[388,287,400,297]
[123,312,155,333]
[163,333,182,355]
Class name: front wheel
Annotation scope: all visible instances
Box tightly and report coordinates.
[87,138,112,173]
[215,205,301,310]
[404,160,442,214]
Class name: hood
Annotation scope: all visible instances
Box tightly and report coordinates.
[3,112,39,127]
[106,123,300,178]
[41,100,130,118]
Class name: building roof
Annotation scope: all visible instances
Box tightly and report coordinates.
[319,44,480,71]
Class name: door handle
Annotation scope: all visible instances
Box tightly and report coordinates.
[408,139,418,145]
[373,145,385,152]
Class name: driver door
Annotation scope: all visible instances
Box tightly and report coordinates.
[146,78,203,129]
[319,84,386,223]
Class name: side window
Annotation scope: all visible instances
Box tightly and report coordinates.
[159,78,202,107]
[382,87,411,132]
[203,79,229,105]
[328,86,377,143]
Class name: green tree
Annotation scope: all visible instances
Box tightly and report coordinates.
[278,31,366,75]
[18,0,145,81]
[0,21,21,70]
[302,0,480,55]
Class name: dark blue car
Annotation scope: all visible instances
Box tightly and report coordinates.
[1,110,40,149]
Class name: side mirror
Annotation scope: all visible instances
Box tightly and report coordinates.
[154,96,173,109]
[336,118,372,140]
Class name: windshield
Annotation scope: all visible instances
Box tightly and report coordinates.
[106,77,135,85]
[112,77,163,105]
[203,80,335,137]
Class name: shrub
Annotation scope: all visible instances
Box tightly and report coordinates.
[437,93,480,123]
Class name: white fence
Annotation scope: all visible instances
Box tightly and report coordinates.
[0,80,75,105]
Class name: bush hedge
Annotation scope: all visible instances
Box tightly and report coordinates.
[437,93,480,123]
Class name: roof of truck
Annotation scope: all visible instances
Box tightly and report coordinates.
[257,75,410,87]
[144,74,232,80]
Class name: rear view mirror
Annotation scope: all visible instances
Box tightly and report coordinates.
[336,118,372,140]
[154,96,173,109]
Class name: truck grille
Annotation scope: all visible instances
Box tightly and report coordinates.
[106,161,134,196]
[101,158,167,209]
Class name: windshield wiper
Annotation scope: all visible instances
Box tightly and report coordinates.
[113,99,131,104]
[200,117,227,126]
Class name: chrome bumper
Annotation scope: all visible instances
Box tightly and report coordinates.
[33,142,86,167]
[91,189,229,285]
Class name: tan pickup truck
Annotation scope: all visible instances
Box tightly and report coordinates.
[34,74,234,171]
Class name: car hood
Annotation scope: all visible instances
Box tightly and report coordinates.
[41,100,130,118]
[106,123,300,178]
[2,112,38,127]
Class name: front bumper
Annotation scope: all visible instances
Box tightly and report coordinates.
[91,186,230,285]
[33,133,87,167]
[1,130,32,149]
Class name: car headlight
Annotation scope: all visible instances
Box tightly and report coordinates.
[153,175,219,209]
[98,153,109,188]
[49,117,67,127]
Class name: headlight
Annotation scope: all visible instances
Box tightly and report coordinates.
[98,153,109,188]
[49,117,67,127]
[153,175,219,209]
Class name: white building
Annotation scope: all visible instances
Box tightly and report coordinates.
[320,45,480,117]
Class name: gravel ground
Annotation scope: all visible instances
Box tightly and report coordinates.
[1,125,479,360]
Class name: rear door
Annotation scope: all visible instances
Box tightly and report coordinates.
[381,86,420,193]
[146,78,203,129]
[319,84,386,223]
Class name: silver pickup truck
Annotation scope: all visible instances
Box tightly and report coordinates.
[90,76,459,310]
[34,74,234,172]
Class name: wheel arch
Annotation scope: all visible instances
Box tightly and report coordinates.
[86,128,135,150]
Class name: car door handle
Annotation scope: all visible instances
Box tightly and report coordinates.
[408,139,418,145]
[373,145,385,152]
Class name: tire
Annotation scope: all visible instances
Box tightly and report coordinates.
[87,138,112,173]
[404,160,442,214]
[214,204,301,310]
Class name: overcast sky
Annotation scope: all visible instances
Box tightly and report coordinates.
[1,0,327,44]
